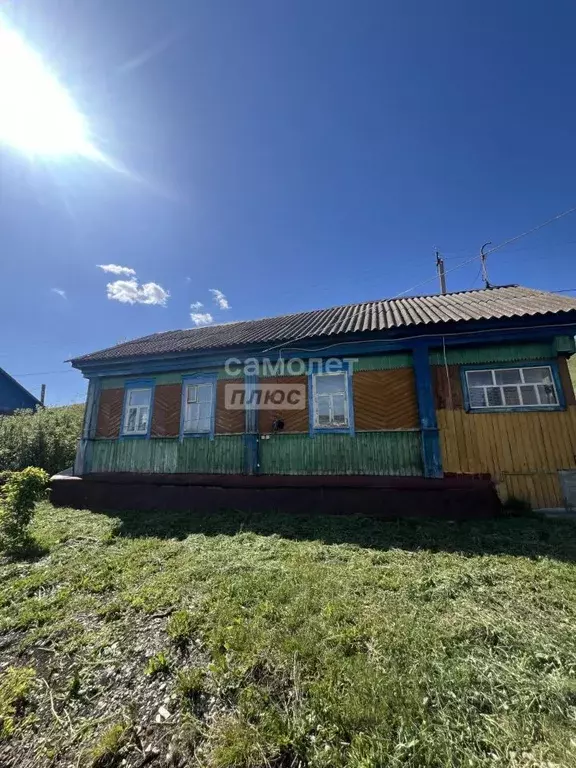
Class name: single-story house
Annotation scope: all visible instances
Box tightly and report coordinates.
[62,285,576,513]
[0,367,41,415]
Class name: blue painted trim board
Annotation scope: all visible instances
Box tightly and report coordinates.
[244,373,258,474]
[412,345,442,478]
[460,360,566,413]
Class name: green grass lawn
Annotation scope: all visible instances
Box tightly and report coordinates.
[2,503,576,767]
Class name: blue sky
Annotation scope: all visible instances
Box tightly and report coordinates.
[2,0,576,405]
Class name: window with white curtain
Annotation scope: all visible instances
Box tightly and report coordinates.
[312,372,349,428]
[122,388,152,435]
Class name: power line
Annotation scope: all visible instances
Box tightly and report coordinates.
[395,203,576,298]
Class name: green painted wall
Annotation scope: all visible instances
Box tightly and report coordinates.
[89,436,244,474]
[88,431,422,476]
[258,431,422,476]
[428,341,556,366]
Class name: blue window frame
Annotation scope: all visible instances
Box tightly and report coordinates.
[461,361,565,412]
[308,362,355,436]
[121,379,155,438]
[180,374,217,439]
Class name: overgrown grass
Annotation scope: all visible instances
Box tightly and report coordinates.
[0,404,84,476]
[2,502,576,766]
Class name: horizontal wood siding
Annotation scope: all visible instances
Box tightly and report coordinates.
[259,431,422,476]
[438,407,576,508]
[353,369,419,430]
[151,384,181,437]
[258,376,309,433]
[216,379,245,434]
[95,388,123,438]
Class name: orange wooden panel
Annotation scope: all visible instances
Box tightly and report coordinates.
[151,384,181,438]
[95,388,123,438]
[432,365,464,410]
[353,369,419,430]
[216,379,245,434]
[258,376,309,433]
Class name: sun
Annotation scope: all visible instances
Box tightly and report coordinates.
[0,14,97,158]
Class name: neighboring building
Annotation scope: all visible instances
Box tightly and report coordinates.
[67,285,576,510]
[0,367,41,415]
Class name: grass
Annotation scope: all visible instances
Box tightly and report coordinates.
[1,502,576,766]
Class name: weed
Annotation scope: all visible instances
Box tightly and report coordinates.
[0,666,36,740]
[167,608,197,650]
[90,721,130,768]
[144,650,171,678]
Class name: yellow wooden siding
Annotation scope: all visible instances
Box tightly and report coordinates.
[438,407,576,508]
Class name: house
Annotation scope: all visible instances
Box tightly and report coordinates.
[0,367,41,415]
[60,285,576,513]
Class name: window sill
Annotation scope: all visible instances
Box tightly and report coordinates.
[466,405,564,414]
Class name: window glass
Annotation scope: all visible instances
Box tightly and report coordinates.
[467,370,493,386]
[468,388,486,408]
[184,381,214,433]
[127,409,137,432]
[502,386,521,406]
[314,373,349,428]
[537,384,558,405]
[523,367,552,384]
[520,385,538,405]
[316,373,346,394]
[129,389,150,407]
[486,387,503,407]
[495,369,521,385]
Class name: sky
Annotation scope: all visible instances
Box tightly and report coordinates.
[1,0,576,405]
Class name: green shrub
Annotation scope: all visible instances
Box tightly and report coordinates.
[90,721,130,768]
[0,404,84,476]
[0,467,49,552]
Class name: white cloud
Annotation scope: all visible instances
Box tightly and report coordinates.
[210,288,230,310]
[97,264,136,276]
[190,311,213,326]
[51,288,67,299]
[190,301,204,310]
[106,279,169,306]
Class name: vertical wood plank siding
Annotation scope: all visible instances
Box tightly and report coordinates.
[259,432,422,476]
[438,407,576,508]
[95,388,123,438]
[216,379,245,434]
[258,376,309,433]
[353,369,419,430]
[151,384,181,437]
[90,436,245,474]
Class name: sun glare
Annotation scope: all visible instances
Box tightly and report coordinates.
[0,15,97,158]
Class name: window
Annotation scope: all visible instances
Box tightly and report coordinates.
[123,387,152,435]
[183,381,214,434]
[465,366,559,410]
[313,372,349,428]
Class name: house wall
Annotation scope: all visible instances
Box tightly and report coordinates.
[86,355,424,477]
[433,351,576,508]
[0,371,40,415]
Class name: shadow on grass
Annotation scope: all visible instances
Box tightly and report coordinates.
[100,507,576,563]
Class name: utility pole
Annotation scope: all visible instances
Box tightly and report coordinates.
[480,242,492,288]
[436,250,447,295]
[40,384,46,407]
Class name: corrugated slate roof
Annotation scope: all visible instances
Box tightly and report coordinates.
[71,285,576,366]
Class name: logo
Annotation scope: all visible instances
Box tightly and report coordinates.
[224,383,306,410]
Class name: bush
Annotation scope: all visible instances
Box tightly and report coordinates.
[0,405,84,476]
[0,467,49,552]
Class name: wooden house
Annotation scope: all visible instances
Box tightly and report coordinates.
[62,285,576,513]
